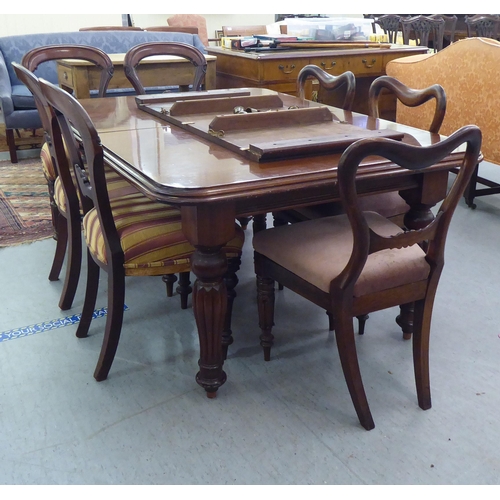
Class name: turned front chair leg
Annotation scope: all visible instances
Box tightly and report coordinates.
[257,275,276,361]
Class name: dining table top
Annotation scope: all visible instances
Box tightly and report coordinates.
[80,87,460,214]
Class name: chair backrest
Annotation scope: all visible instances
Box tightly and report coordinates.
[145,26,199,35]
[79,26,144,31]
[168,14,209,46]
[39,78,118,254]
[368,75,446,133]
[222,25,268,37]
[21,44,114,99]
[296,65,356,111]
[374,15,402,43]
[123,41,207,95]
[401,15,445,52]
[13,45,113,186]
[430,14,458,44]
[334,125,481,292]
[465,14,500,38]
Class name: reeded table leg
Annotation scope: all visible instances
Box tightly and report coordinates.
[181,204,237,398]
[191,246,228,397]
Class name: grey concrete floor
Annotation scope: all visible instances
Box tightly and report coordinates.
[2,166,500,485]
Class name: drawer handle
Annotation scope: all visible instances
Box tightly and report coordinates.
[320,61,336,70]
[362,58,377,68]
[278,64,296,74]
[63,71,68,80]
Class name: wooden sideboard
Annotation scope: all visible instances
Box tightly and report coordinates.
[57,53,217,99]
[206,45,428,118]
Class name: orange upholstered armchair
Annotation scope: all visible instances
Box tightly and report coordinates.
[386,37,500,208]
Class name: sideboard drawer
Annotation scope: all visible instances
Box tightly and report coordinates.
[345,55,383,75]
[308,56,346,75]
[262,58,304,81]
[57,64,74,88]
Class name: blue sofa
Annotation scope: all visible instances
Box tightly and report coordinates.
[0,30,207,162]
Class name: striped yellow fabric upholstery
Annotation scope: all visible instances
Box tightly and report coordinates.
[40,141,56,181]
[83,196,245,276]
[53,166,140,215]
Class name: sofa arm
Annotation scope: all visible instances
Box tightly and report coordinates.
[0,50,14,118]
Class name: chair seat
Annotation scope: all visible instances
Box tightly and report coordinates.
[83,196,245,276]
[53,164,141,216]
[253,212,430,296]
[11,84,37,110]
[40,142,56,181]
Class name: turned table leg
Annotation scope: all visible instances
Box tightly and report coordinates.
[181,204,237,397]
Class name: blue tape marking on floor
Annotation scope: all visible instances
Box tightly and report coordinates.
[0,305,129,343]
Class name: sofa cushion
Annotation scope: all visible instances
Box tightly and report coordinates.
[11,84,35,109]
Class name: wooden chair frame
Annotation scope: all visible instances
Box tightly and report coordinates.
[465,15,500,38]
[401,15,445,52]
[368,75,446,134]
[13,45,114,310]
[123,41,207,95]
[374,15,402,43]
[254,125,482,429]
[296,65,356,110]
[39,78,243,380]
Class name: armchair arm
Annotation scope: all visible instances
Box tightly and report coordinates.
[0,50,14,119]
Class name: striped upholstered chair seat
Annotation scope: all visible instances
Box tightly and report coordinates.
[41,141,57,183]
[53,163,140,216]
[83,194,245,276]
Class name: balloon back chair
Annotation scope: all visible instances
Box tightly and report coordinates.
[13,45,116,310]
[39,77,245,382]
[253,125,482,429]
[123,41,207,95]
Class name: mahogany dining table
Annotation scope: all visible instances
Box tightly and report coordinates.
[80,88,464,398]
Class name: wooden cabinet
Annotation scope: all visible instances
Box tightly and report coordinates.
[207,45,428,118]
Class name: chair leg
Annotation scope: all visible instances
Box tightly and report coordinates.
[222,256,241,359]
[463,163,479,209]
[256,274,275,361]
[252,213,267,234]
[237,216,251,230]
[48,210,67,282]
[357,314,369,335]
[94,265,126,382]
[76,251,100,339]
[162,273,177,297]
[58,213,82,310]
[412,297,433,411]
[177,271,192,310]
[396,303,414,340]
[334,306,375,430]
[327,311,335,332]
[6,128,18,163]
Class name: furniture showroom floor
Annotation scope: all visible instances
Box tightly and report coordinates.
[2,163,500,485]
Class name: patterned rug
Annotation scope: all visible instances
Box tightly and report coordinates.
[0,157,53,247]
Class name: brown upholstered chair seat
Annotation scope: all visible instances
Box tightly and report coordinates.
[254,211,429,297]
